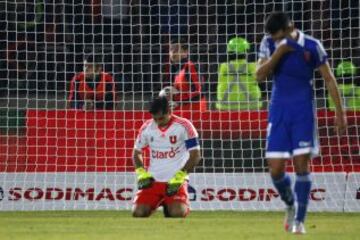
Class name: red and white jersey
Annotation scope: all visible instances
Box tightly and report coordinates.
[134,115,200,182]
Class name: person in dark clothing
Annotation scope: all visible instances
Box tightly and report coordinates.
[160,38,208,114]
[67,54,115,110]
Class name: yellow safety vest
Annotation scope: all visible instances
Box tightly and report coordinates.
[216,59,262,110]
[328,83,360,110]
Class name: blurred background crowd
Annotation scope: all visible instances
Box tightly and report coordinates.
[0,0,359,110]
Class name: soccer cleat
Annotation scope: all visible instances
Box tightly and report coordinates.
[292,221,306,235]
[284,205,296,232]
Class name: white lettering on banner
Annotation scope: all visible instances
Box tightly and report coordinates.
[7,187,133,201]
[344,173,360,212]
[0,173,136,211]
[0,172,352,211]
[188,173,347,212]
[197,187,326,202]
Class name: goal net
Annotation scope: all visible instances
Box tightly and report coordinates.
[0,0,359,211]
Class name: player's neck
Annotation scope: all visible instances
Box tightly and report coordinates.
[157,115,173,128]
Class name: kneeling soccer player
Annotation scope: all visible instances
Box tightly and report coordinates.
[132,96,201,218]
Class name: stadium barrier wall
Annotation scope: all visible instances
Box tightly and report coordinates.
[1,109,355,172]
[344,173,360,212]
[0,109,359,211]
[0,172,358,212]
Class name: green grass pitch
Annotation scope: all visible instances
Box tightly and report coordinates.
[0,211,359,240]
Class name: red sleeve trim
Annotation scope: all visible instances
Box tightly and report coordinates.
[173,116,197,138]
[138,119,153,135]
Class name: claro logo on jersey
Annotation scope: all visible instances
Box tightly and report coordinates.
[152,147,180,159]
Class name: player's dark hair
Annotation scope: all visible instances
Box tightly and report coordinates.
[149,96,169,115]
[84,54,103,67]
[170,37,189,51]
[265,12,291,34]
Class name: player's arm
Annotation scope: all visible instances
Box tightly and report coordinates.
[182,142,201,173]
[133,149,145,169]
[256,58,269,82]
[256,43,293,82]
[166,145,201,197]
[133,123,154,189]
[318,62,347,135]
[166,124,201,196]
[132,148,154,189]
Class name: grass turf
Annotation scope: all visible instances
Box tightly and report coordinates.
[0,211,359,240]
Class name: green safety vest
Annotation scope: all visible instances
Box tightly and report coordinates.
[328,84,360,111]
[216,59,262,110]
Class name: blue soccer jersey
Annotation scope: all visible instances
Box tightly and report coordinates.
[259,30,328,158]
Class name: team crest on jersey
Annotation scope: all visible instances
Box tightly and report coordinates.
[304,51,311,62]
[169,135,177,144]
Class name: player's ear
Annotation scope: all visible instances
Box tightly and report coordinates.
[287,22,294,32]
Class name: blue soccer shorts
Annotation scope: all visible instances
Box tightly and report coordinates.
[265,102,320,159]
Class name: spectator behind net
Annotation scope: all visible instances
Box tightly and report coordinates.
[67,54,116,110]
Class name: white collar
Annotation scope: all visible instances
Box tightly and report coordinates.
[296,30,305,47]
[275,30,305,48]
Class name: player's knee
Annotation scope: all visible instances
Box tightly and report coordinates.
[294,155,310,174]
[132,210,151,218]
[269,166,285,179]
[267,159,286,178]
[166,205,187,218]
[132,207,151,218]
[294,166,310,175]
[294,163,310,175]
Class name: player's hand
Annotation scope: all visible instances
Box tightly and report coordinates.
[284,38,303,51]
[135,167,154,190]
[276,44,293,56]
[335,111,347,136]
[275,44,294,57]
[166,170,188,196]
[276,38,305,56]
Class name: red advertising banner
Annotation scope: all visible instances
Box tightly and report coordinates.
[26,110,144,172]
[1,110,359,172]
[24,110,271,172]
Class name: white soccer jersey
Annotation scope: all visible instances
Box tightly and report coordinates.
[134,115,200,182]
